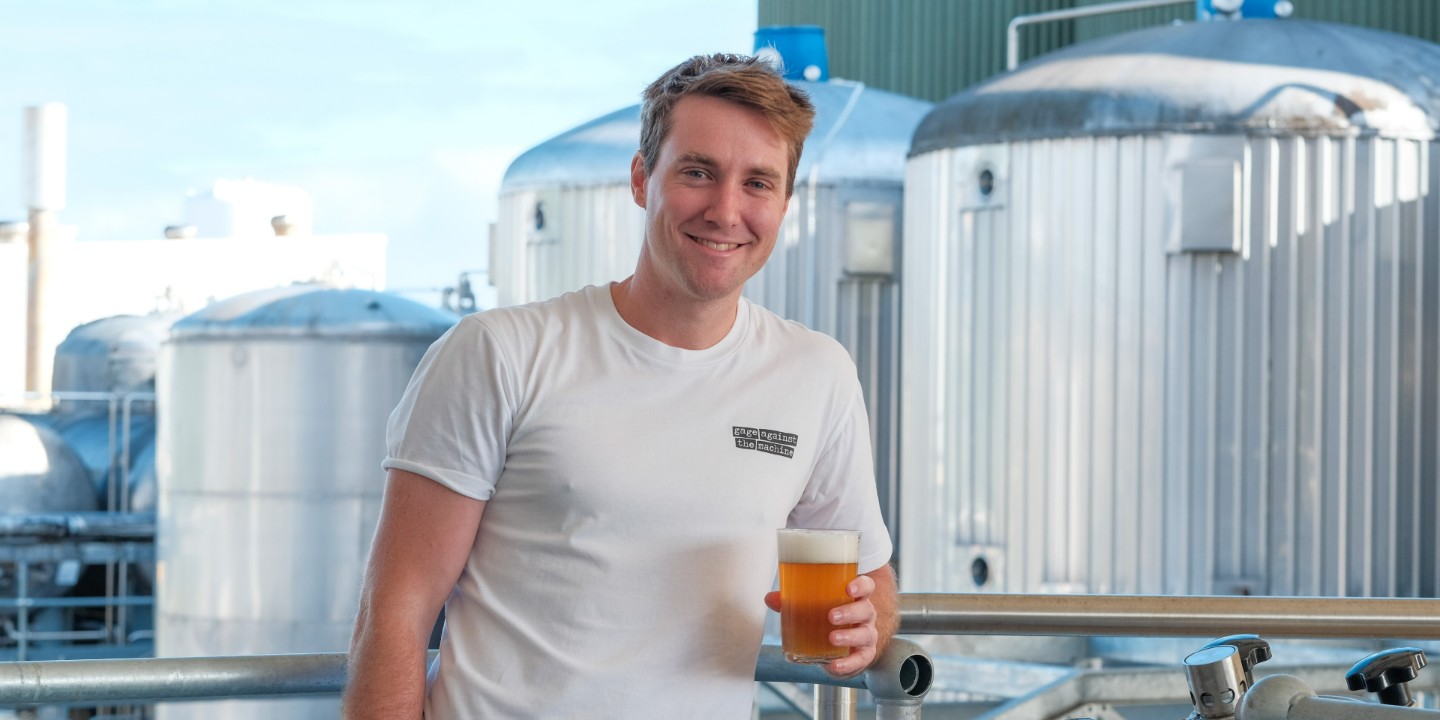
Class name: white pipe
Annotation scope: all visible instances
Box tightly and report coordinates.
[1007,0,1192,70]
[22,104,66,397]
[24,209,56,395]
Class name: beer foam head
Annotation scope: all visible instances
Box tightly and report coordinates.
[777,529,860,563]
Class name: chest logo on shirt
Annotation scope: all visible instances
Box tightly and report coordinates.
[732,426,798,459]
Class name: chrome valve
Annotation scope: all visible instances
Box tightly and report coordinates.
[1186,644,1249,719]
[1202,634,1273,687]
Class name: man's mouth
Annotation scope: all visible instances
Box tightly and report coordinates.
[689,234,739,252]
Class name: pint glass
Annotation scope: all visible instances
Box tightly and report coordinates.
[776,528,860,664]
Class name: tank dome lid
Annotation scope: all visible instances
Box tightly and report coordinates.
[793,81,934,183]
[501,81,932,192]
[60,314,175,345]
[56,314,176,366]
[501,105,641,192]
[168,285,457,341]
[52,313,178,398]
[912,19,1440,155]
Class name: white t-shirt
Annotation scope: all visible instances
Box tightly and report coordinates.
[383,284,892,719]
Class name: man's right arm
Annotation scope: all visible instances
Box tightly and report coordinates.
[343,468,486,719]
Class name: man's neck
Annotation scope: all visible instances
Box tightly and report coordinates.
[609,276,739,351]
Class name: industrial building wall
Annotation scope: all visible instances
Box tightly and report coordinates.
[1072,0,1440,44]
[758,0,1440,102]
[758,0,1079,102]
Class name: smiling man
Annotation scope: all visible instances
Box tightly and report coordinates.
[344,54,897,719]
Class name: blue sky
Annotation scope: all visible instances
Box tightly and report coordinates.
[0,0,758,299]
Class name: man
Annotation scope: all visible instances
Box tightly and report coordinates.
[345,53,897,718]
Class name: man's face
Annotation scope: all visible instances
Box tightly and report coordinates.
[630,94,791,305]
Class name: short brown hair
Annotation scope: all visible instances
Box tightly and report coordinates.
[639,53,816,197]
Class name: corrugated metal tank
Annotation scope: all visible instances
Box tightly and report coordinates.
[155,286,454,720]
[494,105,647,309]
[495,80,932,540]
[901,19,1440,607]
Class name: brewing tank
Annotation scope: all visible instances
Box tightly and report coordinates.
[51,314,174,401]
[901,18,1440,613]
[0,413,97,599]
[154,286,454,720]
[43,413,157,512]
[46,313,170,509]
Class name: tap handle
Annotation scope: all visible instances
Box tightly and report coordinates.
[1345,647,1427,707]
[1201,634,1273,685]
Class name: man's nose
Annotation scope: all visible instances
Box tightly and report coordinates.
[703,183,742,227]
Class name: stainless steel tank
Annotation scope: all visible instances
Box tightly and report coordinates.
[155,286,455,720]
[42,314,172,510]
[901,18,1440,617]
[495,104,648,309]
[0,413,98,599]
[51,314,174,410]
[496,79,932,543]
[44,413,156,512]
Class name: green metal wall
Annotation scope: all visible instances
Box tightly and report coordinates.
[758,0,1440,102]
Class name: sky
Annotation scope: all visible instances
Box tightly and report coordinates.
[0,0,759,302]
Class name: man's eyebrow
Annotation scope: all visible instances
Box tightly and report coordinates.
[676,152,717,167]
[747,164,783,181]
[675,152,783,180]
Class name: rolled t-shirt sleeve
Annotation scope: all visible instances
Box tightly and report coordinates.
[383,315,514,501]
[788,376,894,575]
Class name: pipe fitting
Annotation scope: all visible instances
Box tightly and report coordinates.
[752,638,934,717]
[864,637,935,707]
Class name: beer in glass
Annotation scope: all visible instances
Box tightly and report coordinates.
[776,528,860,664]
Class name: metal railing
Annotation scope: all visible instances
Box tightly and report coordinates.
[2,391,158,661]
[0,640,934,719]
[0,514,156,660]
[4,593,1440,717]
[898,593,1440,639]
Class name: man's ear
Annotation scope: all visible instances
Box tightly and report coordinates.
[630,152,647,209]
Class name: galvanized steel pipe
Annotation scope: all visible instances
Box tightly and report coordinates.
[818,685,859,720]
[899,594,1440,639]
[0,642,933,710]
[756,639,934,719]
[0,512,155,540]
[0,653,348,705]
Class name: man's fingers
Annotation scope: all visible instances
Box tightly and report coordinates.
[764,591,781,612]
[830,625,877,649]
[824,647,876,678]
[830,597,877,626]
[846,574,876,599]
